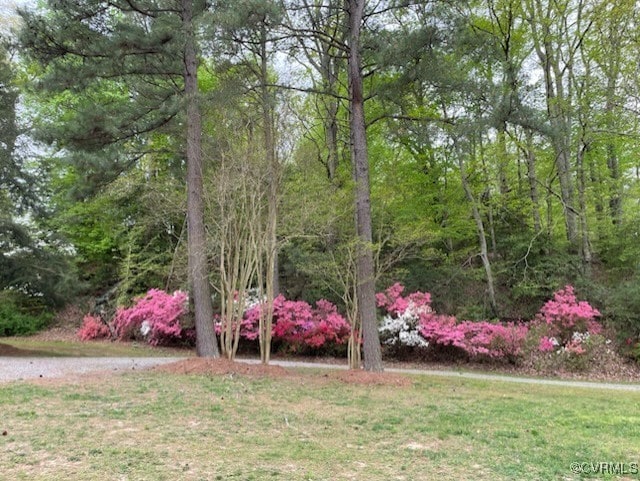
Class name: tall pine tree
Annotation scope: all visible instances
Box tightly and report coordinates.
[20,0,219,356]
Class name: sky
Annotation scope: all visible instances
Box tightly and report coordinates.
[0,0,32,36]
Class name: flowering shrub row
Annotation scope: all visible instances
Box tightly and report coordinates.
[78,283,604,368]
[377,283,527,360]
[377,283,602,364]
[79,289,350,351]
[223,294,351,351]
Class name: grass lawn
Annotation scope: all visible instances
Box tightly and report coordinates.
[0,367,639,480]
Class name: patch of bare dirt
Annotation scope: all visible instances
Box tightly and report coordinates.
[320,369,413,387]
[34,302,90,342]
[154,358,292,378]
[28,326,79,342]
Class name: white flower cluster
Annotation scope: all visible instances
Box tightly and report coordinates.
[243,288,265,310]
[140,320,152,337]
[379,303,429,348]
[572,331,590,343]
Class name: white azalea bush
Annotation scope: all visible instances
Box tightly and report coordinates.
[377,283,432,350]
[379,308,429,348]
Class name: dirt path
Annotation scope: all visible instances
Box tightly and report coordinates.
[2,356,639,391]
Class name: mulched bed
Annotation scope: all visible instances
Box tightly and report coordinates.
[154,358,291,378]
[154,357,414,387]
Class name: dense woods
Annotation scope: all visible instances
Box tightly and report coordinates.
[2,0,640,367]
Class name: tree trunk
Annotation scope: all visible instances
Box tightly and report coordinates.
[524,130,542,233]
[261,23,277,364]
[183,0,218,357]
[496,123,510,196]
[526,0,579,251]
[576,136,592,269]
[346,0,382,372]
[605,76,622,225]
[458,150,499,317]
[577,168,592,269]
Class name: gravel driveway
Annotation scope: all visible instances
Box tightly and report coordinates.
[0,357,184,382]
[2,357,639,391]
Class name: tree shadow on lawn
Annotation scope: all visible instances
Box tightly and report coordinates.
[0,342,55,357]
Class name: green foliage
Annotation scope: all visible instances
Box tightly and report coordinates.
[0,291,53,336]
[597,278,640,341]
[0,40,78,307]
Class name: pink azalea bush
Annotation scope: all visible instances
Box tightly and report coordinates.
[537,336,558,353]
[418,314,528,360]
[223,294,351,352]
[376,283,528,361]
[532,285,603,358]
[536,285,602,337]
[77,314,110,341]
[111,289,189,345]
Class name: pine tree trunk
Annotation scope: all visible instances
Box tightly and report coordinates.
[347,0,382,372]
[183,0,218,357]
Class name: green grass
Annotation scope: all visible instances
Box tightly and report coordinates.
[0,369,639,480]
[0,338,190,357]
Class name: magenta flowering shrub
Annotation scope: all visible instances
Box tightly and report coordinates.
[376,282,432,316]
[537,285,602,337]
[377,283,528,361]
[77,314,110,341]
[227,294,351,351]
[111,289,189,345]
[307,299,352,348]
[418,314,528,360]
[537,336,558,353]
[533,285,602,356]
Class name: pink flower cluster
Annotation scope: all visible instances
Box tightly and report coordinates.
[533,285,602,356]
[110,289,188,345]
[538,336,558,352]
[78,289,189,345]
[536,285,602,337]
[419,314,528,359]
[238,295,351,350]
[376,282,432,316]
[77,314,110,341]
[376,283,528,360]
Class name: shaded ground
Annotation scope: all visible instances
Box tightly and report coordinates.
[0,342,51,357]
